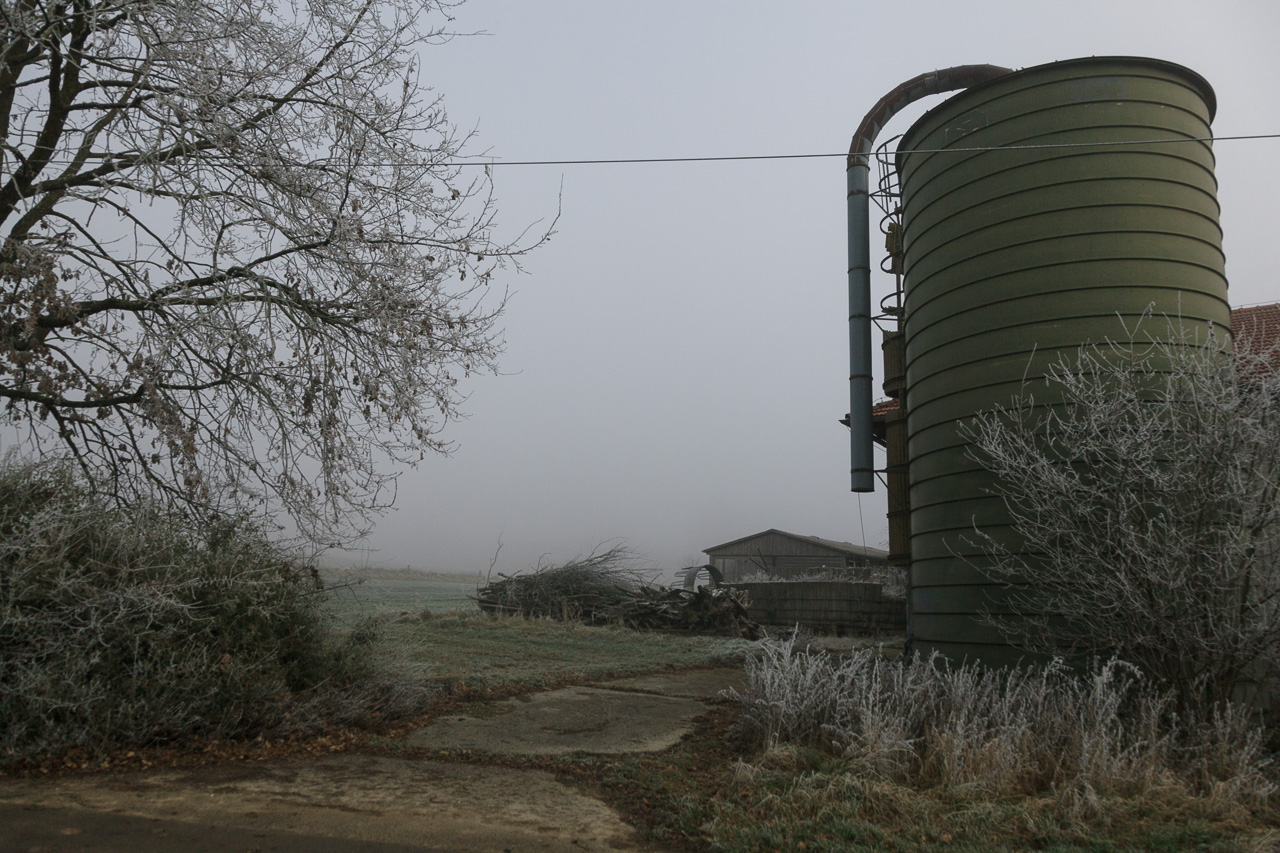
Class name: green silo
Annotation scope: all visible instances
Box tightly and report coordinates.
[896,57,1229,666]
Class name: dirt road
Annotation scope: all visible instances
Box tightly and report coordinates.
[0,667,744,853]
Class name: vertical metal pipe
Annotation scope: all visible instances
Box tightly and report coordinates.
[848,165,874,492]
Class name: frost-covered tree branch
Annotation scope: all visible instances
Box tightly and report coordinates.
[961,323,1280,710]
[0,0,550,542]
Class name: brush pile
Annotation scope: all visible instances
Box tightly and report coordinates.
[603,583,761,638]
[474,547,760,638]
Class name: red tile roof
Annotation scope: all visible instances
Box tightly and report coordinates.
[1231,303,1280,368]
[871,398,899,417]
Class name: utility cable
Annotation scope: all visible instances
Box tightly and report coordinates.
[9,133,1280,170]
[446,133,1280,166]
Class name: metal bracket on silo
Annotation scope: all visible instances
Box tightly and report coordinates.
[846,64,1011,492]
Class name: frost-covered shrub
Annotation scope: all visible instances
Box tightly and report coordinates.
[962,324,1280,711]
[0,459,433,765]
[728,638,1273,800]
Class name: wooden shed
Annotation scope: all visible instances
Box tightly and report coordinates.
[704,529,889,583]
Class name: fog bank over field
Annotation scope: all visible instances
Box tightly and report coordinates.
[354,1,1280,577]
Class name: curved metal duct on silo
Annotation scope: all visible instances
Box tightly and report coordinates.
[895,57,1229,667]
[846,65,1012,493]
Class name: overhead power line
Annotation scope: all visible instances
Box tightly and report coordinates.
[10,133,1280,170]
[445,133,1280,167]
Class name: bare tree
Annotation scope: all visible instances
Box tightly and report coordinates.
[962,321,1280,709]
[0,0,548,541]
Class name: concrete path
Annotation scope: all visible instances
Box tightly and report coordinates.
[0,667,744,853]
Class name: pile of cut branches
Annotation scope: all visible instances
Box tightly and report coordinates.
[596,584,761,639]
[475,546,643,620]
[475,547,760,638]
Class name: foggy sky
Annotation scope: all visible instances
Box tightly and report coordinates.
[343,0,1280,576]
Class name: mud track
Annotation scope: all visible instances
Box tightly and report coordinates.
[0,667,744,852]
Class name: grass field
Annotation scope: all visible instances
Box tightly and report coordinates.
[377,612,749,692]
[321,567,748,694]
[323,567,483,623]
[593,729,1280,853]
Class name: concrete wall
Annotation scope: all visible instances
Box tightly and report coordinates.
[712,557,875,583]
[729,581,906,633]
